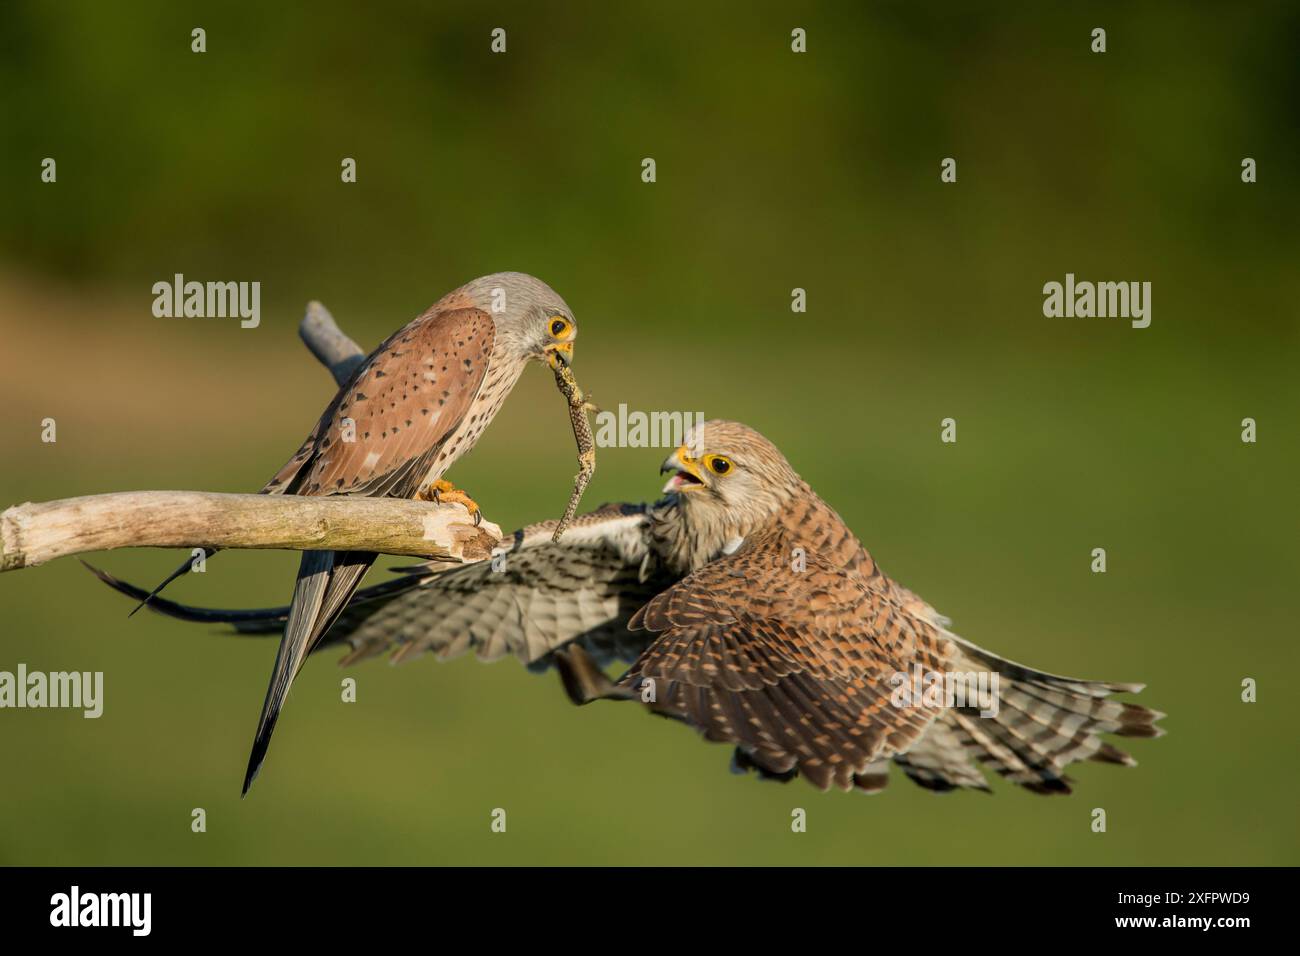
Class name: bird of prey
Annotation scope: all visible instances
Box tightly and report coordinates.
[91,420,1163,795]
[130,272,581,794]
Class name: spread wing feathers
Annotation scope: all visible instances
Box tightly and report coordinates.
[892,718,994,792]
[82,502,669,670]
[883,633,1165,795]
[330,504,668,670]
[620,529,959,792]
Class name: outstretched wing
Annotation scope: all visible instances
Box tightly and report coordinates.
[618,526,958,792]
[331,504,670,670]
[85,502,674,671]
[892,633,1165,795]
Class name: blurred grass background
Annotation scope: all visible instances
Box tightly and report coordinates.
[0,1,1297,865]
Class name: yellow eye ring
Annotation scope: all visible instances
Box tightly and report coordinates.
[703,455,733,475]
[549,316,573,339]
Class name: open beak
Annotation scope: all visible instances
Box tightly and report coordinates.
[661,445,705,493]
[545,341,574,369]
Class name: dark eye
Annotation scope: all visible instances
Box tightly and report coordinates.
[549,317,571,337]
[704,455,732,475]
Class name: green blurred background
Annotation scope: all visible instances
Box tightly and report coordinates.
[1,1,1296,865]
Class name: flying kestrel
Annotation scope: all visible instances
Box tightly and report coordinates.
[93,420,1163,795]
[131,272,581,794]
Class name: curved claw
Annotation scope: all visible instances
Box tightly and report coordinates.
[419,478,480,522]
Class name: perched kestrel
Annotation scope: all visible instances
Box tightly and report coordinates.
[93,420,1163,795]
[130,272,581,794]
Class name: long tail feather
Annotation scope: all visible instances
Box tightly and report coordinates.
[241,550,375,795]
[82,559,433,635]
[126,548,219,616]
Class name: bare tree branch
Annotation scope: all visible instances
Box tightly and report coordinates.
[0,301,504,573]
[0,492,499,572]
[299,300,366,386]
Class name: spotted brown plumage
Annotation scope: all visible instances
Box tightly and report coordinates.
[294,307,495,497]
[126,272,582,795]
[91,420,1163,795]
[619,519,954,791]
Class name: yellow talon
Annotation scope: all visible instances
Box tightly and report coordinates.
[418,479,481,525]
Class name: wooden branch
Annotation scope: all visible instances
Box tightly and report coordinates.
[299,300,366,386]
[0,492,500,572]
[0,300,504,573]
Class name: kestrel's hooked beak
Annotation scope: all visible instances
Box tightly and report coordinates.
[545,341,574,369]
[661,445,706,493]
